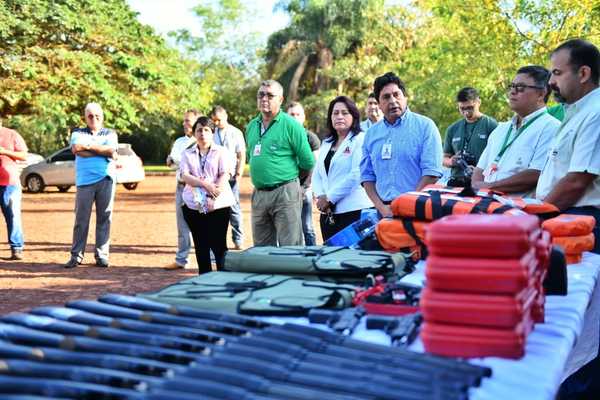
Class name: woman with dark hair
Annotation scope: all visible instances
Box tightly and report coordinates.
[179,116,234,274]
[312,96,373,241]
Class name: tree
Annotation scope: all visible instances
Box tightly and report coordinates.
[266,0,413,133]
[0,0,211,160]
[396,0,600,134]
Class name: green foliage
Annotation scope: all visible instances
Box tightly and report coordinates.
[0,0,211,161]
[264,0,600,137]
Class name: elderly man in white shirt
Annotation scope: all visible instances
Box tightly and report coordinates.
[472,65,560,196]
[164,109,199,270]
[536,39,600,254]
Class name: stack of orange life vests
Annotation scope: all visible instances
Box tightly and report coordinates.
[420,214,551,359]
[542,214,596,264]
[375,185,559,260]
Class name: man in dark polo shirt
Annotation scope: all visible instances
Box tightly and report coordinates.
[443,87,497,185]
[246,80,315,246]
[286,101,320,246]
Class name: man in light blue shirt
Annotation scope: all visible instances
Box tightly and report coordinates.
[360,92,382,133]
[360,72,443,217]
[65,103,118,268]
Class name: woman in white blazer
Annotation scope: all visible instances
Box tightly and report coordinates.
[312,96,373,241]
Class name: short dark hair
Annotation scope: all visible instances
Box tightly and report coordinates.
[373,72,407,102]
[325,96,362,143]
[192,116,215,133]
[209,106,226,117]
[368,92,377,100]
[517,65,552,103]
[456,87,480,102]
[553,39,600,85]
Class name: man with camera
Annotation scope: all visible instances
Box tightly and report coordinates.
[443,87,497,186]
[471,66,560,196]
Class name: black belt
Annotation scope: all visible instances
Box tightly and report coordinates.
[257,179,296,192]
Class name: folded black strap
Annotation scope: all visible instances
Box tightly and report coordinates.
[401,219,424,247]
[429,191,444,220]
[414,195,428,220]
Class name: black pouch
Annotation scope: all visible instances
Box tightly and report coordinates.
[543,246,568,296]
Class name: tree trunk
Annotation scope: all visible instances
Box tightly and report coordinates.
[313,45,333,93]
[288,54,309,101]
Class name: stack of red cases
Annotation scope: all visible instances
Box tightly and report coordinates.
[421,214,547,359]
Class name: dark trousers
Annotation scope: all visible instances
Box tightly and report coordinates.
[319,210,362,242]
[182,205,230,274]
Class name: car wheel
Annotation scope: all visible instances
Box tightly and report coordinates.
[26,174,45,193]
[57,185,71,193]
[123,182,138,190]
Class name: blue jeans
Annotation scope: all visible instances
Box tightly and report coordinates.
[301,187,316,246]
[229,179,243,246]
[175,184,192,266]
[0,185,24,250]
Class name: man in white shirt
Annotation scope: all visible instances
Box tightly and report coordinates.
[536,39,600,254]
[472,66,560,196]
[211,106,246,250]
[165,109,199,269]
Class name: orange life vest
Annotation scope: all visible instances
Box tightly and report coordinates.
[375,218,428,257]
[542,214,596,237]
[552,233,595,255]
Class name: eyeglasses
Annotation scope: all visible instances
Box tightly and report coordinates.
[257,91,278,100]
[506,83,544,93]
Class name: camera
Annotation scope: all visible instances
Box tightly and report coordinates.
[447,151,475,188]
[456,150,476,167]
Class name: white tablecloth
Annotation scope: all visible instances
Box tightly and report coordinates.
[268,252,600,400]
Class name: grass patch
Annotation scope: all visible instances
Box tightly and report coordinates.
[144,165,172,172]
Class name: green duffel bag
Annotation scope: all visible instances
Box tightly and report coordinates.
[139,271,355,316]
[224,246,411,279]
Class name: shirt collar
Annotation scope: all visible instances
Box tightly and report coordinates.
[565,86,600,115]
[512,106,547,127]
[383,107,410,128]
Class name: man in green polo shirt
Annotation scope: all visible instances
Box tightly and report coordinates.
[246,80,315,246]
[443,87,498,185]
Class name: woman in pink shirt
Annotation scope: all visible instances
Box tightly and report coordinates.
[180,116,234,273]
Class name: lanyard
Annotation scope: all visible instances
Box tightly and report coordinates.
[494,111,546,163]
[461,118,480,153]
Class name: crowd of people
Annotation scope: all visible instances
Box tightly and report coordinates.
[1,38,599,273]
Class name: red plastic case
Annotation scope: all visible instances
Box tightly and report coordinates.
[421,317,534,359]
[426,249,538,294]
[421,287,537,328]
[427,214,541,258]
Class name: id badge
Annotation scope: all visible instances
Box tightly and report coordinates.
[483,163,498,178]
[253,143,262,156]
[381,143,392,160]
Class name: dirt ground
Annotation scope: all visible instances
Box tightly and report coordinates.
[0,175,320,314]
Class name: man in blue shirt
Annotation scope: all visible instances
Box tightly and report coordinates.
[65,103,118,268]
[360,72,443,217]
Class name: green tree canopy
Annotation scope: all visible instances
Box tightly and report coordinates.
[0,0,211,159]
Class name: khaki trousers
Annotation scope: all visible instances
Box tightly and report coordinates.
[251,179,303,246]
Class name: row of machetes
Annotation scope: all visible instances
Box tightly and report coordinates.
[0,294,491,400]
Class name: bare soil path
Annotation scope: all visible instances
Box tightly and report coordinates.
[0,175,316,314]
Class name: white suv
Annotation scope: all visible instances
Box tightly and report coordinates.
[21,143,145,193]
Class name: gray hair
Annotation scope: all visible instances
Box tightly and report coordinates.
[260,80,284,96]
[84,102,103,116]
